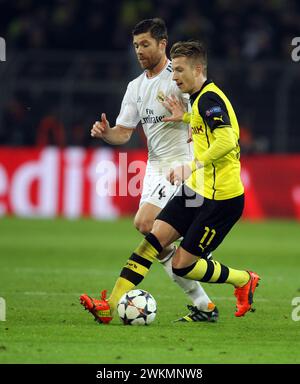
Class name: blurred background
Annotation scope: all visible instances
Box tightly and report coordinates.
[0,0,300,219]
[1,2,299,364]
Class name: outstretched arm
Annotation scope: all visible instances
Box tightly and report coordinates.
[91,113,134,145]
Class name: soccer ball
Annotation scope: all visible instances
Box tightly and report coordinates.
[117,289,157,325]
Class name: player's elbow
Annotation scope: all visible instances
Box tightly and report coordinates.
[227,140,236,153]
[122,132,132,144]
[216,127,237,154]
[118,126,134,144]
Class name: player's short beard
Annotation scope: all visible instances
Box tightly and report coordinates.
[145,55,163,71]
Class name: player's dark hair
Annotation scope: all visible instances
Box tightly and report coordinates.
[132,18,168,42]
[170,40,207,75]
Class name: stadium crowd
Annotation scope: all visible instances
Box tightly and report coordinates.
[1,0,299,59]
[0,0,300,151]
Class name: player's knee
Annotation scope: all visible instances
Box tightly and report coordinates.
[172,259,191,277]
[172,264,188,277]
[171,249,188,270]
[134,217,153,235]
[171,255,182,270]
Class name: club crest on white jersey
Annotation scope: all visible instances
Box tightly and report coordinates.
[116,60,193,164]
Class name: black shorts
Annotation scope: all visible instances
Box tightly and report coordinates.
[156,185,244,257]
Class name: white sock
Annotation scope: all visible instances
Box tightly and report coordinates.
[159,249,213,312]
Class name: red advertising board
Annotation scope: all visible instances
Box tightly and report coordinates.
[241,155,300,220]
[0,147,299,220]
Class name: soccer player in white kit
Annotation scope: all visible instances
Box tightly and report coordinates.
[82,18,218,323]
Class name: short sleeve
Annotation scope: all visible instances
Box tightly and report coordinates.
[198,91,231,131]
[116,82,140,128]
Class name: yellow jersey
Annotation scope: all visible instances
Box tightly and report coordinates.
[185,80,244,200]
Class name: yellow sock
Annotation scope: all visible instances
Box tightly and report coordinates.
[179,259,249,287]
[225,268,250,287]
[108,277,135,315]
[108,233,162,315]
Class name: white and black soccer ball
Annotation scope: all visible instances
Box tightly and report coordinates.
[117,289,157,325]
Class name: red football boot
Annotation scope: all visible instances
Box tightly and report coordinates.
[80,290,112,324]
[234,271,260,317]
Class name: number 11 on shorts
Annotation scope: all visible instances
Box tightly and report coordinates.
[199,226,216,251]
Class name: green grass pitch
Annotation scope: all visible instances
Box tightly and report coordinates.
[0,217,299,364]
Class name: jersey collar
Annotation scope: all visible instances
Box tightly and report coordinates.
[190,79,213,104]
[145,58,170,79]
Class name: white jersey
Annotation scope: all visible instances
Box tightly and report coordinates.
[116,60,193,166]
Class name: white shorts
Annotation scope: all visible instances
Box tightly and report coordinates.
[139,162,181,209]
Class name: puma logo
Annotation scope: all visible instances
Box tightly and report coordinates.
[213,115,224,123]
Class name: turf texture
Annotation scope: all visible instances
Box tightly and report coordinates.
[0,218,299,364]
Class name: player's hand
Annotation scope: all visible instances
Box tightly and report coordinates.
[167,164,192,185]
[91,113,110,138]
[162,95,186,122]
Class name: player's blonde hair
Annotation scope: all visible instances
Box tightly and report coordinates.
[170,41,207,75]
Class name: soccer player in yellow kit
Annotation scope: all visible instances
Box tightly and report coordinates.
[80,40,260,323]
[81,20,219,323]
